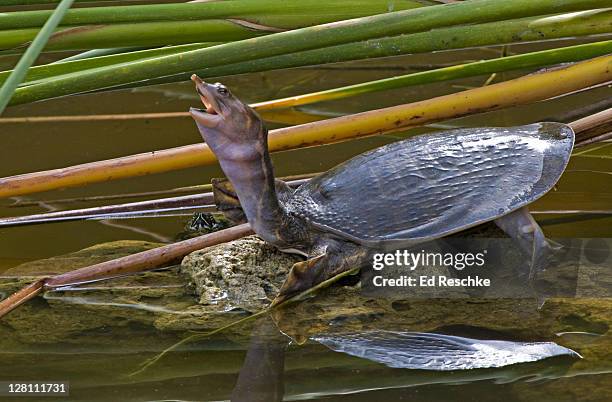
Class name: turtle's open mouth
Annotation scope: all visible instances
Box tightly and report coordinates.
[196,87,218,115]
[190,74,222,127]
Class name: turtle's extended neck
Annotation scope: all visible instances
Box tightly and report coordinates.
[189,76,294,247]
[216,129,287,246]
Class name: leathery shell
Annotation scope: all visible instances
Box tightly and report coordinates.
[286,122,574,247]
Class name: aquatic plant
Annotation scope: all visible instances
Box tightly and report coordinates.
[0,55,609,198]
[0,0,74,113]
[2,0,609,104]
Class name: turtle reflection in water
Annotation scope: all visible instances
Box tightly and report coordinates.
[189,75,574,305]
[228,320,578,402]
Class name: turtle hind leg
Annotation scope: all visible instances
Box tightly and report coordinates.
[494,206,559,280]
[272,240,367,306]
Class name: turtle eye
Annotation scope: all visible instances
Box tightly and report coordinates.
[217,86,228,96]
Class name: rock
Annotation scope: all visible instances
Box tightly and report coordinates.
[180,235,301,311]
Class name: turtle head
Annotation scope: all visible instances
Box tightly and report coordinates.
[189,74,265,161]
[189,75,292,248]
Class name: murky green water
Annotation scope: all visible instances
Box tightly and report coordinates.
[0,37,611,401]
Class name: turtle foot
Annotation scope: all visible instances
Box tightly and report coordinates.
[494,207,559,280]
[272,241,368,307]
[272,254,327,307]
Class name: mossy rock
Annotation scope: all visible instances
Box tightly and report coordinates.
[180,235,301,311]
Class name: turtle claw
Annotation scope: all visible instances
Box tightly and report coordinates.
[535,295,547,310]
[269,295,286,308]
[272,255,327,307]
[526,273,547,310]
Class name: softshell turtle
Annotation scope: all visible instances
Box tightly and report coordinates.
[189,75,574,304]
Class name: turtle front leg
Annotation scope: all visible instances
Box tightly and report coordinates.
[212,178,248,224]
[494,206,559,280]
[212,178,296,225]
[272,240,367,306]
